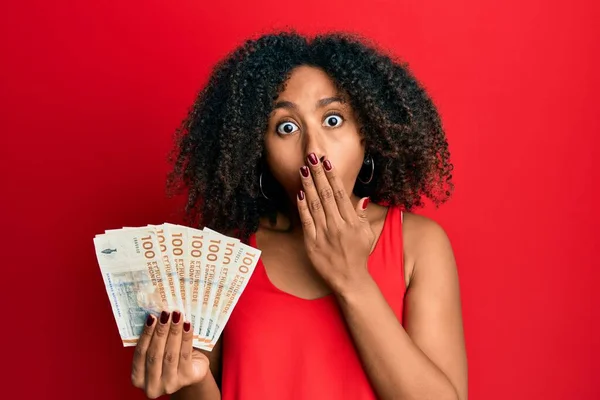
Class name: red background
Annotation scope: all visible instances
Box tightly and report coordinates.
[1,0,598,398]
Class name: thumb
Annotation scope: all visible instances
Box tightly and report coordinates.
[355,197,370,221]
[190,350,211,383]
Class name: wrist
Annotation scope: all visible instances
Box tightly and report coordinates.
[334,267,377,304]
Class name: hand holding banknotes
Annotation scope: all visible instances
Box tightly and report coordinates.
[130,311,210,399]
[93,222,261,397]
[297,154,376,295]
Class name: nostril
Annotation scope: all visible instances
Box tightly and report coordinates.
[319,155,325,163]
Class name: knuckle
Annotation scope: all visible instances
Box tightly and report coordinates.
[130,374,143,389]
[146,351,161,366]
[320,187,333,201]
[313,167,324,177]
[146,390,160,400]
[333,223,344,235]
[163,384,177,395]
[334,188,346,200]
[133,346,145,360]
[302,218,313,228]
[303,178,314,188]
[163,351,177,365]
[180,348,191,361]
[154,324,168,338]
[310,199,322,212]
[164,378,184,396]
[141,327,154,339]
[144,388,154,399]
[181,331,192,343]
[169,325,181,337]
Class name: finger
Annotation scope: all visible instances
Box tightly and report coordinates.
[161,311,184,392]
[355,197,370,223]
[296,189,316,240]
[145,310,171,396]
[322,158,356,221]
[131,314,157,389]
[306,153,341,227]
[178,320,195,378]
[299,163,326,230]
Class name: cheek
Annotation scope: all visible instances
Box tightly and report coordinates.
[341,155,364,192]
[330,141,364,178]
[265,146,303,190]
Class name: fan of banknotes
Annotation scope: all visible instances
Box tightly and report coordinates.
[93,223,261,351]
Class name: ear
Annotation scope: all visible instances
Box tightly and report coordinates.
[355,197,370,222]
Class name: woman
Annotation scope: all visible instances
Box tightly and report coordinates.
[131,30,468,400]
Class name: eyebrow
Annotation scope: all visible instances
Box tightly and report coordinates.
[273,96,345,111]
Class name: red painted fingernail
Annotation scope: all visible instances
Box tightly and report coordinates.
[362,197,370,210]
[146,314,155,327]
[323,159,332,171]
[300,166,309,177]
[298,190,305,200]
[307,153,318,165]
[183,321,191,332]
[172,311,181,324]
[160,311,170,324]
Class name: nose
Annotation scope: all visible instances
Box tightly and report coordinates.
[303,127,327,164]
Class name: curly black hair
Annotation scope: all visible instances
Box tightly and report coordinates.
[166,30,453,242]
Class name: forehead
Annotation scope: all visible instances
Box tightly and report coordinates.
[276,65,340,101]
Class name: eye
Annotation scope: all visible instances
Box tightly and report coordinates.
[323,113,344,128]
[276,121,299,135]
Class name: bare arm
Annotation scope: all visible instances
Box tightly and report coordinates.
[336,213,468,400]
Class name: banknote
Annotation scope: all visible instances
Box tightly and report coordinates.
[152,224,184,312]
[192,229,230,349]
[94,223,260,350]
[104,225,179,312]
[93,227,169,346]
[197,228,240,347]
[187,227,208,338]
[206,242,260,348]
[163,223,189,320]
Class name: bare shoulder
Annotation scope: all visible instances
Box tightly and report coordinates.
[402,211,451,245]
[401,211,456,288]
